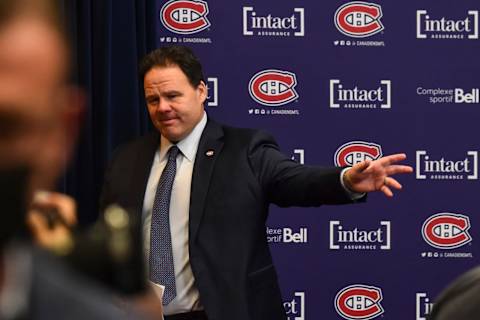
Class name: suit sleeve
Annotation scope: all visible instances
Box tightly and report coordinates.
[247,130,356,207]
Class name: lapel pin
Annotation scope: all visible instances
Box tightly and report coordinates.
[206,150,215,157]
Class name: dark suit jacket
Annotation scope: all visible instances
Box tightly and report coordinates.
[100,119,356,320]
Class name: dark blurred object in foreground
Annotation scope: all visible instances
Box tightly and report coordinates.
[1,168,146,295]
[0,167,29,247]
[34,203,146,295]
[65,204,146,295]
[428,266,480,320]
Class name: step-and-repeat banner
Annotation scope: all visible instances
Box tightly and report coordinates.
[154,0,479,319]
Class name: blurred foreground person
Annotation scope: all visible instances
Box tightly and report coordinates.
[0,0,155,318]
[428,266,480,320]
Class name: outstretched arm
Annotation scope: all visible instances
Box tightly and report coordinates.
[343,153,413,197]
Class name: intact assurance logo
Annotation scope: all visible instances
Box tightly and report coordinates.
[248,69,300,116]
[333,2,385,47]
[417,9,479,40]
[159,0,212,44]
[206,77,218,107]
[291,149,305,164]
[335,285,384,320]
[416,86,480,105]
[420,213,473,259]
[284,291,305,320]
[243,7,304,37]
[416,292,434,320]
[330,79,391,109]
[330,220,391,250]
[416,150,478,181]
[334,141,382,167]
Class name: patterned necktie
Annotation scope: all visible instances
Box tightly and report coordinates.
[150,145,180,305]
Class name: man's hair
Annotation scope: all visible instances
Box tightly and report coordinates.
[139,46,205,87]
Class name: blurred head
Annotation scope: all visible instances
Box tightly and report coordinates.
[139,46,207,142]
[0,0,83,196]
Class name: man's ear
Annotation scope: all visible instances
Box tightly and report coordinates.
[197,80,208,104]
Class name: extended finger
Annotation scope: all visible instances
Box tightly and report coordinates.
[378,153,407,166]
[385,177,402,190]
[386,165,413,175]
[380,185,393,197]
[351,159,371,173]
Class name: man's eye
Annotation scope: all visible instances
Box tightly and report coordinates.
[148,98,159,104]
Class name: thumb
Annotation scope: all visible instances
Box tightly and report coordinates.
[352,159,371,173]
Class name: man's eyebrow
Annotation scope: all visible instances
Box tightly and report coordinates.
[163,90,182,95]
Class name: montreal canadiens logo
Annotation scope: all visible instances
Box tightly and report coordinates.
[160,0,210,34]
[334,2,384,38]
[334,141,382,167]
[335,285,384,320]
[422,213,472,249]
[248,69,299,106]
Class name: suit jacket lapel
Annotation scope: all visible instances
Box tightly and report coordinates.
[189,119,224,242]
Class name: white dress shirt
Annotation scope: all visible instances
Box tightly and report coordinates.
[142,112,207,315]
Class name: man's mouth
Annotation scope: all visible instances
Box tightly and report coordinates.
[158,117,178,125]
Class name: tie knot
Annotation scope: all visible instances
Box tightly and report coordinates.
[168,145,180,161]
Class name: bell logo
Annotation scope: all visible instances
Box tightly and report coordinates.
[455,88,480,103]
[249,69,299,106]
[334,141,382,167]
[422,213,472,249]
[335,2,384,38]
[335,285,384,320]
[266,227,308,244]
[160,0,211,34]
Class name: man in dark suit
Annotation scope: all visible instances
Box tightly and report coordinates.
[101,45,412,320]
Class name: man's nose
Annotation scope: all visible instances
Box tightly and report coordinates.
[157,98,172,112]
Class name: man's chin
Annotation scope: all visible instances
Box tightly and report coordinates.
[160,129,183,143]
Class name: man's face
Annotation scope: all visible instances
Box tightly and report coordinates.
[144,65,207,142]
[0,18,73,194]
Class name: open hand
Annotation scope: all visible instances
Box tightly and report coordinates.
[343,153,413,197]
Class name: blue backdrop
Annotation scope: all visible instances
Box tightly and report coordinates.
[63,1,480,319]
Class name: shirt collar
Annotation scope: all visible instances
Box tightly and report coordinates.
[159,111,207,162]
